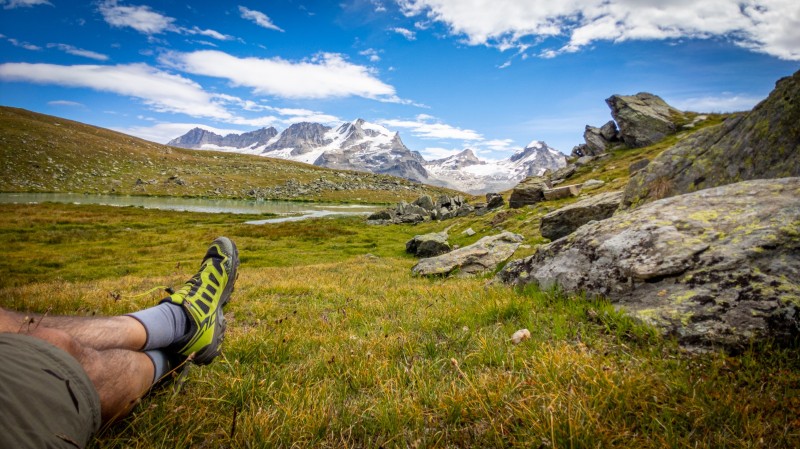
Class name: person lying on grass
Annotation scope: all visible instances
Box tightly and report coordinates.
[0,236,239,449]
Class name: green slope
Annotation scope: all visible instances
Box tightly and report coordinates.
[0,106,457,204]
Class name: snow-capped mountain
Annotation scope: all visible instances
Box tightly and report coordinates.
[424,141,567,194]
[167,122,566,194]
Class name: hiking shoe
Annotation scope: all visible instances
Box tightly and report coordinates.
[162,236,239,365]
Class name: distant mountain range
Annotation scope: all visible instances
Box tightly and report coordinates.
[168,119,566,194]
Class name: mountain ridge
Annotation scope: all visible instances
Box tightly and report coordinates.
[168,120,567,194]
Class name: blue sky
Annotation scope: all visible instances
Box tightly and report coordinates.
[0,0,798,160]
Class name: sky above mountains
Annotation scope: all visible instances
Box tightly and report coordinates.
[1,0,798,160]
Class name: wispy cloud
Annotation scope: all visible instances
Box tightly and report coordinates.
[98,1,232,40]
[48,100,85,107]
[1,0,52,9]
[0,62,233,120]
[99,1,175,34]
[391,27,416,40]
[359,48,381,62]
[47,43,109,61]
[6,37,41,51]
[239,6,284,32]
[672,94,764,113]
[398,0,800,60]
[161,50,400,101]
[380,115,482,141]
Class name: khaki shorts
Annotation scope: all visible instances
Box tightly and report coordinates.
[0,333,101,449]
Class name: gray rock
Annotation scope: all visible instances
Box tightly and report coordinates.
[628,159,650,174]
[574,156,595,167]
[539,191,622,240]
[485,193,504,209]
[542,184,581,201]
[498,178,800,351]
[622,70,800,209]
[413,194,435,211]
[413,231,524,277]
[582,179,605,191]
[550,165,577,183]
[606,93,685,148]
[462,227,476,237]
[599,120,619,141]
[571,144,590,158]
[406,231,451,258]
[509,178,549,208]
[583,126,609,155]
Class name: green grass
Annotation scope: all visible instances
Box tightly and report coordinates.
[1,203,798,448]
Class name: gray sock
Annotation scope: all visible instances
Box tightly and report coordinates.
[128,302,188,350]
[145,350,179,384]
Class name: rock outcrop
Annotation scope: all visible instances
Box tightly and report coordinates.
[368,194,474,224]
[413,231,523,277]
[606,93,685,148]
[539,191,623,241]
[498,178,800,350]
[622,70,800,208]
[406,231,451,258]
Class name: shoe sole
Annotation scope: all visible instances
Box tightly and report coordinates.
[193,237,239,365]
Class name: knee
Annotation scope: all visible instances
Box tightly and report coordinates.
[28,327,85,361]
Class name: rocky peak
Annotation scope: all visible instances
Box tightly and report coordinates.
[167,127,223,147]
[266,122,331,153]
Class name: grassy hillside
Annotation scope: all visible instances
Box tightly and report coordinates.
[1,203,797,448]
[3,108,797,447]
[0,106,456,204]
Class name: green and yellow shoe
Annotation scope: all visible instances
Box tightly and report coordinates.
[162,237,239,365]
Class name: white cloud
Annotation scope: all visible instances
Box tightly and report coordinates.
[47,43,109,61]
[239,6,284,32]
[398,0,800,60]
[99,1,175,34]
[6,37,41,51]
[359,48,381,62]
[99,1,231,40]
[392,27,416,40]
[672,94,765,113]
[380,116,482,140]
[161,50,399,101]
[183,26,233,41]
[1,0,51,9]
[0,62,233,120]
[115,122,247,144]
[48,100,84,107]
[419,147,463,159]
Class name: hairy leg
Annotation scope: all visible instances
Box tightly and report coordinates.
[25,326,154,424]
[0,308,146,351]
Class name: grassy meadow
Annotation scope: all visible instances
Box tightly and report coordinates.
[1,201,798,448]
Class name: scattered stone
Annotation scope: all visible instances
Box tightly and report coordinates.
[498,178,800,351]
[542,184,581,201]
[574,156,595,167]
[412,231,523,277]
[511,329,531,345]
[550,165,577,183]
[485,193,504,210]
[406,231,451,258]
[462,228,476,237]
[539,191,622,240]
[582,179,605,191]
[628,159,650,174]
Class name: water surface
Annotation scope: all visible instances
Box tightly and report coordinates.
[0,192,382,223]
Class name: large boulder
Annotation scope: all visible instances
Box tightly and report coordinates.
[606,93,685,148]
[540,191,623,241]
[498,178,800,350]
[406,231,451,258]
[622,70,800,209]
[413,231,523,277]
[583,126,610,155]
[509,178,550,208]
